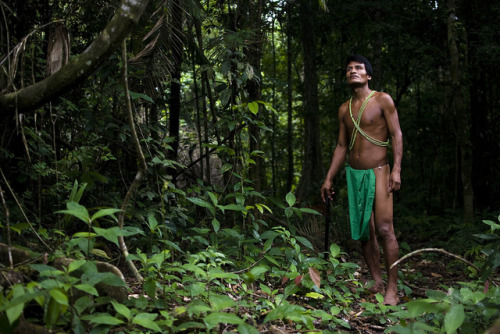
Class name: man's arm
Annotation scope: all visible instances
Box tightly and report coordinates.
[381,93,403,192]
[321,105,348,202]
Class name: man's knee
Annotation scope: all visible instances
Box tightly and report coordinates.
[376,220,395,239]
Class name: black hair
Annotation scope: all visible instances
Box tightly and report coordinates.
[345,54,373,77]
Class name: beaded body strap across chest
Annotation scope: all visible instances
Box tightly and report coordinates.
[348,91,389,151]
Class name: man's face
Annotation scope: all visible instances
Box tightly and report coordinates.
[346,61,371,86]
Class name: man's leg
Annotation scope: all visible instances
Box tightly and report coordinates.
[361,213,385,294]
[373,165,399,305]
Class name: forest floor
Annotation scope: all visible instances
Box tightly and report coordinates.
[334,233,473,333]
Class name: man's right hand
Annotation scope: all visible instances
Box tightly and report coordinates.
[321,180,335,203]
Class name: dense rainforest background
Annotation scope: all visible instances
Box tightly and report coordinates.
[0,0,500,333]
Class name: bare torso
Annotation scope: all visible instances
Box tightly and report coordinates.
[340,92,389,169]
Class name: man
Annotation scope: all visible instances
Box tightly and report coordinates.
[320,54,403,305]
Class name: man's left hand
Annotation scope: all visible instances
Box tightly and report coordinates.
[389,171,401,192]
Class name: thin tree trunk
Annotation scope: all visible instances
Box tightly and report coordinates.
[286,4,293,193]
[296,0,324,202]
[447,0,474,222]
[167,0,184,176]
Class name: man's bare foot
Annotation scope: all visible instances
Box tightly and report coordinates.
[383,288,399,305]
[365,281,385,295]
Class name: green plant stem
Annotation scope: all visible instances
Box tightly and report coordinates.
[0,167,53,252]
[0,184,13,269]
[117,39,145,282]
[390,247,481,272]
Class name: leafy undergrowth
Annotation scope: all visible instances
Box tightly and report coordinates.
[1,189,499,333]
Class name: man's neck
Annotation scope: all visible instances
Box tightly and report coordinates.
[350,85,372,101]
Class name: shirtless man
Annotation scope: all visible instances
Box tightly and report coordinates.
[320,54,403,305]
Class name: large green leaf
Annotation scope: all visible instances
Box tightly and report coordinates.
[90,208,122,222]
[5,285,25,325]
[132,312,161,332]
[296,236,314,250]
[444,304,464,334]
[56,201,90,224]
[204,312,244,330]
[187,197,215,215]
[209,295,235,312]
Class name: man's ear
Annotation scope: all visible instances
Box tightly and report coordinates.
[367,75,372,81]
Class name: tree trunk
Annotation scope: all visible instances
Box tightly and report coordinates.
[286,1,294,194]
[296,0,324,203]
[167,0,184,174]
[0,0,151,113]
[447,0,474,222]
[241,0,264,193]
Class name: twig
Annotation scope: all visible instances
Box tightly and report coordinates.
[118,40,144,282]
[0,167,53,252]
[230,255,265,274]
[390,247,481,273]
[0,184,13,269]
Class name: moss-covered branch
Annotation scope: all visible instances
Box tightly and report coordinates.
[0,0,150,113]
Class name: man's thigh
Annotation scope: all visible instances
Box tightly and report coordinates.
[373,165,393,227]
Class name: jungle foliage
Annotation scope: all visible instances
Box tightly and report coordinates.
[0,0,499,332]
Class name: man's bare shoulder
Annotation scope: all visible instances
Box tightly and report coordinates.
[374,91,396,107]
[338,100,350,115]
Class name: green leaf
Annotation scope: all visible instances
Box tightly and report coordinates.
[219,204,247,212]
[90,208,122,222]
[68,259,86,273]
[182,264,207,278]
[238,323,260,334]
[329,243,341,258]
[212,219,220,233]
[5,285,25,325]
[209,295,235,312]
[264,302,305,323]
[74,284,98,297]
[129,91,154,102]
[49,288,68,306]
[296,236,314,250]
[187,282,206,297]
[132,313,161,332]
[285,192,296,207]
[444,304,464,334]
[93,226,122,245]
[248,101,259,115]
[207,192,218,206]
[56,201,90,224]
[175,321,205,331]
[73,232,97,238]
[406,300,445,317]
[204,312,244,330]
[299,207,322,215]
[208,268,239,280]
[88,314,124,325]
[305,292,325,299]
[187,197,215,215]
[483,219,500,232]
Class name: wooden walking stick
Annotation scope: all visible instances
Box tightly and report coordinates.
[324,197,331,255]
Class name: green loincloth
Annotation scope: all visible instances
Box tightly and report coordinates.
[345,165,375,242]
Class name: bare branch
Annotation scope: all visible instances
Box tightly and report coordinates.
[390,247,481,273]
